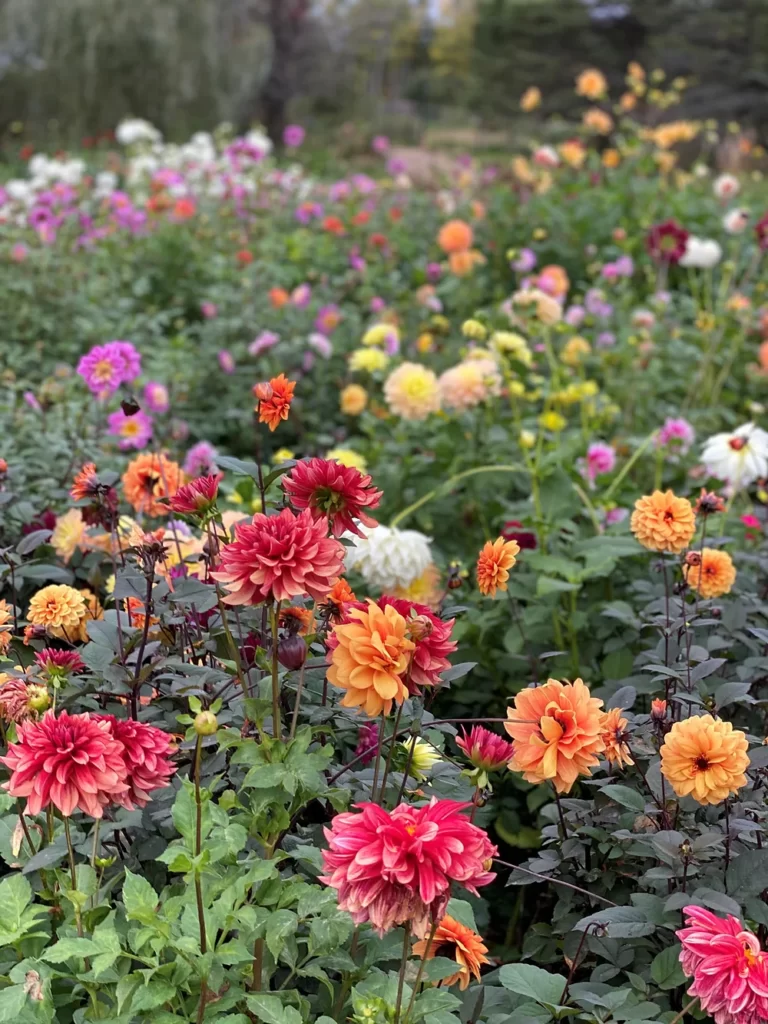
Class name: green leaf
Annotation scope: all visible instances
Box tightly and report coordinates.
[650,945,685,990]
[265,909,298,960]
[0,873,31,933]
[42,936,101,962]
[727,849,768,897]
[499,964,567,1006]
[574,906,656,939]
[446,898,476,932]
[424,956,463,982]
[0,986,27,1022]
[245,994,303,1024]
[536,576,581,597]
[123,869,160,924]
[601,785,645,812]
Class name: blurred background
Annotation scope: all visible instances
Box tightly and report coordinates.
[0,0,767,156]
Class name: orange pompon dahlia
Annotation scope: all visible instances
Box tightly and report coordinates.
[683,548,736,599]
[630,490,696,553]
[256,373,296,432]
[505,678,606,793]
[326,599,414,717]
[122,452,185,517]
[476,537,520,597]
[600,707,634,769]
[660,714,749,805]
[413,915,490,990]
[437,219,473,254]
[27,585,86,641]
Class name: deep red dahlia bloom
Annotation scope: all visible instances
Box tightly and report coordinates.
[97,716,177,808]
[456,725,515,772]
[646,219,689,263]
[211,507,345,605]
[378,596,457,689]
[282,458,382,537]
[168,474,222,515]
[757,213,768,252]
[321,799,497,936]
[35,648,85,678]
[501,520,537,550]
[1,710,128,817]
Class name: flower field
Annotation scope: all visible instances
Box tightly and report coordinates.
[3,66,768,1023]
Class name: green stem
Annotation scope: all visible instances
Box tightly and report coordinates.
[269,602,282,738]
[193,735,208,1022]
[63,817,83,938]
[602,431,656,501]
[403,920,439,1023]
[390,464,527,528]
[393,922,412,1024]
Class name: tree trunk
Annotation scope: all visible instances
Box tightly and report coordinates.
[258,0,308,148]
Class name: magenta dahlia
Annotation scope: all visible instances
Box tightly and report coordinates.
[282,457,382,537]
[456,725,515,772]
[35,648,85,679]
[646,219,689,264]
[168,474,222,515]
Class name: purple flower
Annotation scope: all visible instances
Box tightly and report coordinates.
[564,305,585,327]
[604,507,628,526]
[614,255,634,276]
[349,248,366,272]
[597,331,616,347]
[77,344,125,397]
[354,720,381,764]
[307,332,332,358]
[283,124,305,148]
[315,305,341,334]
[371,136,390,155]
[109,341,142,383]
[579,442,616,485]
[328,181,351,202]
[23,391,42,413]
[218,350,235,374]
[143,381,170,414]
[386,157,407,176]
[426,262,443,282]
[201,301,218,319]
[107,408,153,450]
[370,297,386,313]
[291,283,312,308]
[183,441,218,476]
[601,262,619,280]
[512,248,537,273]
[657,417,695,456]
[295,201,323,224]
[383,328,400,356]
[351,174,376,195]
[302,351,315,372]
[248,331,280,357]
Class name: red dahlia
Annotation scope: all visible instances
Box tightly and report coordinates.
[757,213,768,252]
[211,507,345,605]
[456,725,515,772]
[282,457,382,537]
[646,219,689,264]
[168,474,222,515]
[501,520,537,550]
[97,716,177,808]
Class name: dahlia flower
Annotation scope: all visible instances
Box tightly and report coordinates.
[97,716,176,809]
[212,507,344,605]
[600,707,634,769]
[457,725,515,774]
[646,220,689,264]
[580,442,616,485]
[505,678,606,793]
[351,348,389,374]
[630,490,696,554]
[320,799,496,936]
[27,585,86,640]
[108,408,153,450]
[70,463,100,502]
[326,600,414,717]
[340,384,367,415]
[476,537,520,597]
[520,87,541,112]
[413,915,490,990]
[345,524,433,591]
[257,373,296,432]
[677,905,768,1024]
[392,564,442,609]
[713,173,740,201]
[437,220,473,254]
[701,423,768,491]
[282,458,382,538]
[77,340,140,397]
[143,381,170,414]
[378,596,457,689]
[2,710,129,817]
[183,441,218,477]
[657,417,695,456]
[168,474,222,516]
[439,360,502,413]
[680,236,722,269]
[683,548,737,599]
[660,714,749,805]
[575,67,607,99]
[383,362,441,420]
[353,721,380,766]
[34,648,85,679]
[122,452,185,517]
[0,678,36,723]
[51,508,87,562]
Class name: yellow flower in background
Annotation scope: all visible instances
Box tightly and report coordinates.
[602,148,621,168]
[539,410,567,432]
[660,714,748,805]
[383,362,441,421]
[400,736,442,780]
[491,331,532,366]
[272,448,294,464]
[576,68,607,100]
[520,86,542,112]
[519,429,536,449]
[559,139,587,168]
[362,323,399,348]
[393,563,442,609]
[620,92,637,112]
[349,348,389,373]
[655,151,677,174]
[27,585,86,640]
[51,508,87,562]
[561,336,591,366]
[461,319,487,341]
[627,61,645,82]
[583,108,614,134]
[327,448,367,473]
[512,156,535,184]
[340,383,368,415]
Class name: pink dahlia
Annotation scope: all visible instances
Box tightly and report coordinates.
[76,343,125,397]
[677,905,768,1024]
[169,474,222,515]
[321,799,496,936]
[211,507,345,605]
[1,710,128,817]
[580,441,616,485]
[0,679,34,723]
[282,457,382,537]
[97,716,176,809]
[34,648,85,679]
[456,725,515,772]
[377,596,457,689]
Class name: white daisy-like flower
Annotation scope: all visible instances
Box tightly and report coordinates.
[679,236,722,269]
[713,173,740,201]
[701,422,768,490]
[344,524,432,591]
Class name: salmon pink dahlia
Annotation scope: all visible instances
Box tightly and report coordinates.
[1,710,128,817]
[320,799,497,936]
[96,716,176,808]
[212,507,344,605]
[282,457,382,537]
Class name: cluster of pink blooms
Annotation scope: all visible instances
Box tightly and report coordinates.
[678,905,768,1024]
[320,799,497,935]
[1,710,176,818]
[76,340,141,398]
[579,441,616,486]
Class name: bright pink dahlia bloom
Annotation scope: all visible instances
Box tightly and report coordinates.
[211,507,344,605]
[677,905,768,1024]
[34,648,85,677]
[169,474,222,515]
[378,597,457,689]
[456,725,515,772]
[282,457,382,538]
[1,711,129,817]
[320,799,497,936]
[96,716,177,809]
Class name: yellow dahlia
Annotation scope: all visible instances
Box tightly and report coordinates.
[27,585,86,640]
[383,362,441,421]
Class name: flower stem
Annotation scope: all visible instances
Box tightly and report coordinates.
[393,922,412,1024]
[63,816,83,937]
[289,662,306,740]
[269,602,282,739]
[404,919,438,1022]
[390,464,527,528]
[193,735,208,1021]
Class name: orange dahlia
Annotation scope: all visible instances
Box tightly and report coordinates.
[683,548,736,599]
[476,537,520,597]
[505,678,605,793]
[412,915,490,990]
[122,452,185,517]
[257,373,296,432]
[27,585,86,641]
[660,714,749,805]
[0,600,12,654]
[326,599,414,716]
[437,219,473,254]
[600,707,634,769]
[630,490,696,553]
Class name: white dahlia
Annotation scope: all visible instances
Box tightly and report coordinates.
[344,524,433,591]
[701,422,768,491]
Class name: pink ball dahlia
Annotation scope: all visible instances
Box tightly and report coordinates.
[211,507,345,605]
[677,905,768,1024]
[282,457,382,538]
[320,799,497,936]
[1,710,128,817]
[97,716,177,809]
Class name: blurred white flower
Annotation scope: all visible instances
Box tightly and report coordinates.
[723,208,750,234]
[679,236,722,269]
[116,118,162,147]
[344,524,432,590]
[713,173,740,200]
[701,422,768,490]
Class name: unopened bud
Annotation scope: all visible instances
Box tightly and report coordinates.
[194,710,218,736]
[277,634,307,671]
[407,614,433,641]
[27,685,50,713]
[684,551,702,566]
[253,381,273,402]
[651,698,667,721]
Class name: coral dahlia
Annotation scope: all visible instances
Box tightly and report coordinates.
[320,799,496,936]
[412,915,490,990]
[600,707,634,768]
[660,714,749,805]
[168,474,222,516]
[377,596,457,689]
[282,457,382,538]
[476,537,520,597]
[256,373,296,432]
[96,716,176,808]
[122,452,185,517]
[683,547,736,599]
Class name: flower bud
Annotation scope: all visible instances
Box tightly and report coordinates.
[253,381,273,402]
[27,685,50,713]
[278,634,307,671]
[407,614,433,641]
[651,698,667,721]
[194,710,218,736]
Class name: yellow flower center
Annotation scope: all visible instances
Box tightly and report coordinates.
[93,359,115,383]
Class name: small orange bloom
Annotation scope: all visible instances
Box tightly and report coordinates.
[537,264,570,299]
[448,249,484,276]
[322,215,345,235]
[280,605,314,635]
[322,578,357,621]
[520,86,542,112]
[683,547,736,599]
[505,678,605,793]
[630,490,696,553]
[660,714,748,805]
[602,148,621,169]
[71,463,98,501]
[437,219,473,254]
[413,915,490,990]
[576,68,608,100]
[269,286,289,308]
[476,537,520,597]
[257,373,296,432]
[326,599,414,717]
[122,453,185,518]
[651,698,667,721]
[583,108,614,135]
[173,197,196,219]
[600,707,634,768]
